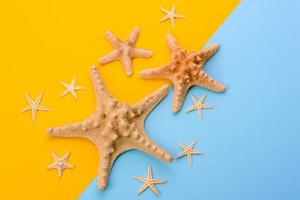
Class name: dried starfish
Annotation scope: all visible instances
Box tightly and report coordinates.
[21,91,49,123]
[134,166,166,196]
[60,77,84,100]
[160,5,185,27]
[186,95,213,118]
[47,66,173,190]
[100,27,152,76]
[140,34,226,112]
[176,141,203,166]
[47,152,74,177]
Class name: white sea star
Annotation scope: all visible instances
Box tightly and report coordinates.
[176,141,203,165]
[60,77,84,100]
[21,91,49,123]
[47,152,74,177]
[134,166,166,196]
[160,5,185,27]
[186,95,213,118]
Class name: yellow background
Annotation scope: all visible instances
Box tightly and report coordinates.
[0,0,239,199]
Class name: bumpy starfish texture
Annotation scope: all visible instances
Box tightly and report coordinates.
[134,166,166,196]
[47,66,172,190]
[160,5,185,27]
[140,34,226,112]
[100,27,152,76]
[47,152,74,177]
[187,95,213,118]
[60,77,84,100]
[176,141,203,166]
[21,91,49,123]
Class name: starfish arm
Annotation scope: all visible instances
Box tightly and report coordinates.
[47,163,57,169]
[131,48,152,58]
[132,129,173,163]
[62,152,70,161]
[148,166,153,179]
[151,178,166,184]
[170,17,175,27]
[70,89,78,99]
[187,153,193,165]
[198,44,220,63]
[195,73,226,92]
[190,150,203,155]
[105,31,120,48]
[174,13,185,18]
[172,83,189,112]
[140,65,169,79]
[120,54,133,76]
[133,84,169,119]
[57,167,63,177]
[160,15,170,22]
[96,147,114,190]
[74,86,84,90]
[186,104,197,113]
[24,93,34,105]
[61,89,70,97]
[191,96,198,104]
[35,91,44,104]
[134,176,148,182]
[160,7,169,14]
[21,105,32,112]
[176,150,187,158]
[36,105,49,111]
[64,163,74,169]
[201,104,214,109]
[126,27,140,46]
[100,50,120,64]
[171,5,176,13]
[31,107,37,123]
[90,66,114,104]
[166,34,180,53]
[197,108,203,118]
[189,141,197,149]
[149,182,160,195]
[137,183,149,195]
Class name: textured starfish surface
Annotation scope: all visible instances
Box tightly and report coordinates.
[47,66,172,190]
[186,95,213,118]
[176,141,203,166]
[140,34,226,112]
[47,152,74,177]
[134,166,166,196]
[160,5,185,27]
[100,27,152,76]
[21,91,49,123]
[60,77,84,100]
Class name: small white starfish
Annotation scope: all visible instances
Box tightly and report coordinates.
[21,91,49,123]
[177,141,203,165]
[60,77,84,100]
[160,5,185,27]
[186,95,213,118]
[47,152,74,177]
[134,166,167,196]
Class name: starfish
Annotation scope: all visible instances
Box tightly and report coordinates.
[160,5,185,27]
[176,141,203,166]
[140,34,226,112]
[47,152,74,177]
[21,91,49,123]
[100,27,153,76]
[60,77,84,100]
[186,95,213,118]
[134,166,166,196]
[47,66,173,190]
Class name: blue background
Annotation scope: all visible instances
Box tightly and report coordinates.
[80,0,300,199]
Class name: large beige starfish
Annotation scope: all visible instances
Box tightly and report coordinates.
[47,66,173,190]
[134,166,166,196]
[21,91,49,123]
[186,95,213,118]
[47,152,74,177]
[176,141,203,166]
[160,5,185,27]
[60,77,84,100]
[100,27,153,76]
[140,34,226,112]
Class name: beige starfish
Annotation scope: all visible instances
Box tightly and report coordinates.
[160,5,185,27]
[187,95,213,118]
[100,27,153,76]
[21,91,49,123]
[47,66,173,190]
[177,141,203,166]
[60,77,84,100]
[47,152,74,177]
[134,166,166,196]
[140,34,226,112]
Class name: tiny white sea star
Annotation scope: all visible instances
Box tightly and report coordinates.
[21,91,49,123]
[177,141,203,165]
[160,5,185,27]
[60,77,84,100]
[186,95,213,118]
[47,152,74,177]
